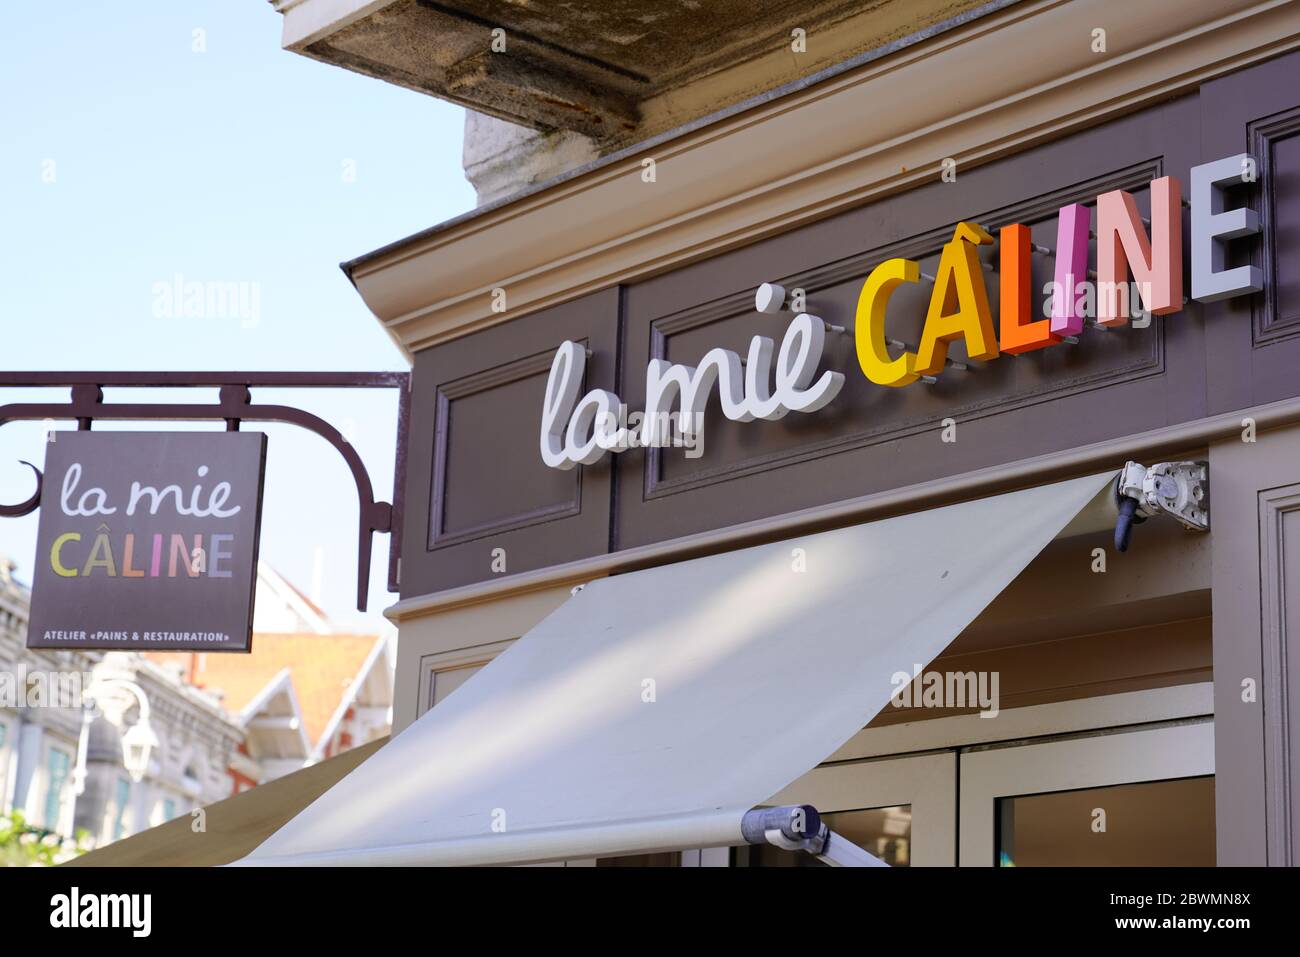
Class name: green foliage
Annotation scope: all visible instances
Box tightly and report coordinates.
[0,810,89,867]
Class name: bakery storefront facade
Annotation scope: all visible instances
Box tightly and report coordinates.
[241,0,1300,866]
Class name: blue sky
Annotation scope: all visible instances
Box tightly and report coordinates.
[0,2,476,629]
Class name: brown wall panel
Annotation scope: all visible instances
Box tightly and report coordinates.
[1202,48,1300,412]
[401,287,620,595]
[433,355,577,543]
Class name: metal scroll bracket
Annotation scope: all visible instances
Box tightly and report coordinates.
[0,372,409,612]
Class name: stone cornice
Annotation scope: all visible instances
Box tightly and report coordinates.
[343,0,1300,358]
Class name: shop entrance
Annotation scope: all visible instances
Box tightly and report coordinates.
[729,684,1215,867]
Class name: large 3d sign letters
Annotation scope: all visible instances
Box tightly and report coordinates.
[539,151,1267,468]
[540,341,587,469]
[1050,204,1091,336]
[855,258,921,387]
[999,223,1058,354]
[1190,153,1263,302]
[1096,176,1183,326]
[541,312,844,469]
[915,222,999,374]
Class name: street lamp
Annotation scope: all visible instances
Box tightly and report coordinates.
[119,714,159,782]
[72,676,157,795]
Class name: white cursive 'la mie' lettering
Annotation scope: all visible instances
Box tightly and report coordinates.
[59,463,241,518]
[540,312,844,470]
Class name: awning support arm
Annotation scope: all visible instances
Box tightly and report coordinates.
[1113,460,1209,552]
[741,804,889,868]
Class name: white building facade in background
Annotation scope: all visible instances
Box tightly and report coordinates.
[1,556,393,856]
[1,558,238,848]
[0,560,91,840]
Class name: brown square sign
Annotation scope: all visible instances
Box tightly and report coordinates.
[26,431,267,653]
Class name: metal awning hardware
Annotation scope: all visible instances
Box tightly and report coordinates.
[0,371,410,611]
[1113,460,1209,552]
[741,805,888,868]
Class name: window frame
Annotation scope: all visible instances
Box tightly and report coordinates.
[42,744,73,834]
[958,719,1214,866]
[112,776,132,841]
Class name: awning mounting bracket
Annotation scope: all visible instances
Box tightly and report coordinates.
[1114,460,1209,553]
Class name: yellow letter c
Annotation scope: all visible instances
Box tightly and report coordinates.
[51,532,81,577]
[855,258,921,387]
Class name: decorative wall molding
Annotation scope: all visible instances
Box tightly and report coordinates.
[1250,105,1300,346]
[344,0,1300,357]
[429,346,585,548]
[1258,483,1300,866]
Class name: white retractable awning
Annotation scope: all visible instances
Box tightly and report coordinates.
[237,472,1115,866]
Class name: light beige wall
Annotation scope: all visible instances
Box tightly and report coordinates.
[390,579,597,733]
[1210,421,1300,865]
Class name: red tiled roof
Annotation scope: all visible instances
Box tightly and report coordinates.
[145,633,382,747]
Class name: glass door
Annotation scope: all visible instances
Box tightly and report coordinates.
[958,721,1215,866]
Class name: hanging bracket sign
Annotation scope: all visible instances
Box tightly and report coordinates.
[26,431,267,653]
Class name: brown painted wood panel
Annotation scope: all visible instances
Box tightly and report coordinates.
[1201,48,1300,413]
[401,288,619,595]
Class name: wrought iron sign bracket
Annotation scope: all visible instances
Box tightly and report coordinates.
[0,371,409,612]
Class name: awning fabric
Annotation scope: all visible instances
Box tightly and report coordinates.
[237,472,1114,866]
[69,736,387,867]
